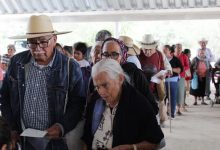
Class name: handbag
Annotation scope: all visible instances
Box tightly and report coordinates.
[156,81,166,102]
[185,69,191,78]
[156,51,166,102]
[64,58,85,150]
[191,73,198,90]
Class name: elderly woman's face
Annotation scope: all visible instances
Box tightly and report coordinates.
[27,35,57,65]
[7,48,15,57]
[93,71,123,106]
[102,41,121,63]
[198,49,206,58]
[91,45,101,64]
[175,44,182,54]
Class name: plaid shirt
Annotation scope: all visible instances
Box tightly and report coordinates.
[23,56,55,130]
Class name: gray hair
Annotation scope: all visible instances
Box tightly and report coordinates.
[7,44,16,51]
[92,58,129,81]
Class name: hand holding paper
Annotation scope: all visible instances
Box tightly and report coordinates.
[20,128,47,138]
[151,70,168,84]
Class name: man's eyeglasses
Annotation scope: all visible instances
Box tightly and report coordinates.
[101,52,120,59]
[27,36,53,49]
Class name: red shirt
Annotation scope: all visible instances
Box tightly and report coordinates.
[139,50,165,92]
[139,50,165,71]
[176,53,190,78]
[197,61,207,77]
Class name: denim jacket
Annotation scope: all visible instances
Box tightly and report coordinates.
[0,50,86,135]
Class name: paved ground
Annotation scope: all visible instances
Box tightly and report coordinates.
[161,94,220,150]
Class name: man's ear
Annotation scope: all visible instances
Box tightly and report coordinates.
[53,35,57,43]
[52,35,57,48]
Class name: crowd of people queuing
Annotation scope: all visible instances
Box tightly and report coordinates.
[0,14,219,150]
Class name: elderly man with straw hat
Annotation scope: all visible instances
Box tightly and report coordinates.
[197,38,214,100]
[198,38,214,62]
[0,15,85,150]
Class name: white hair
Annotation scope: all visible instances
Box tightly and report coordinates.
[92,58,129,81]
[90,41,103,57]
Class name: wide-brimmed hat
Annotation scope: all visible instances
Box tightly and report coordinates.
[10,15,71,39]
[119,36,140,56]
[139,34,158,49]
[198,38,208,44]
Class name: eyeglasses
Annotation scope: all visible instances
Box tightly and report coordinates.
[27,36,53,49]
[101,52,120,59]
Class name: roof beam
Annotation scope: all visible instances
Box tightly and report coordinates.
[1,0,14,13]
[31,0,44,12]
[202,0,209,7]
[11,0,24,13]
[20,0,34,12]
[188,0,195,7]
[51,0,64,12]
[111,0,121,10]
[161,0,169,8]
[149,0,156,9]
[217,0,220,6]
[124,0,132,10]
[0,1,7,14]
[40,0,54,12]
[136,0,144,9]
[76,0,87,11]
[175,0,182,8]
[88,0,98,10]
[99,0,109,10]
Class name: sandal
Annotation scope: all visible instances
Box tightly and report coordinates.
[177,111,182,115]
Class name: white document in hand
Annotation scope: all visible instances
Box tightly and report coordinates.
[20,128,48,138]
[151,70,168,84]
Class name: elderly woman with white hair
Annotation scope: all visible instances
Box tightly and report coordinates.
[82,59,164,150]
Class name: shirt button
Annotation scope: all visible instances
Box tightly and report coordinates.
[31,111,34,114]
[33,97,36,100]
[22,84,24,86]
[36,84,39,86]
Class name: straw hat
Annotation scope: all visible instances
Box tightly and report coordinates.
[118,36,140,56]
[10,15,71,39]
[198,38,208,44]
[139,34,158,49]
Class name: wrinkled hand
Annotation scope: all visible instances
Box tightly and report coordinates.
[46,124,62,139]
[111,144,133,150]
[166,70,172,77]
[11,131,20,150]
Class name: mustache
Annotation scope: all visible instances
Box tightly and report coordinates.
[33,51,45,54]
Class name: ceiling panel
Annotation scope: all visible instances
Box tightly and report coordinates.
[0,0,219,21]
[0,0,219,14]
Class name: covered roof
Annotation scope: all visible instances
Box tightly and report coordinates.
[0,0,220,22]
